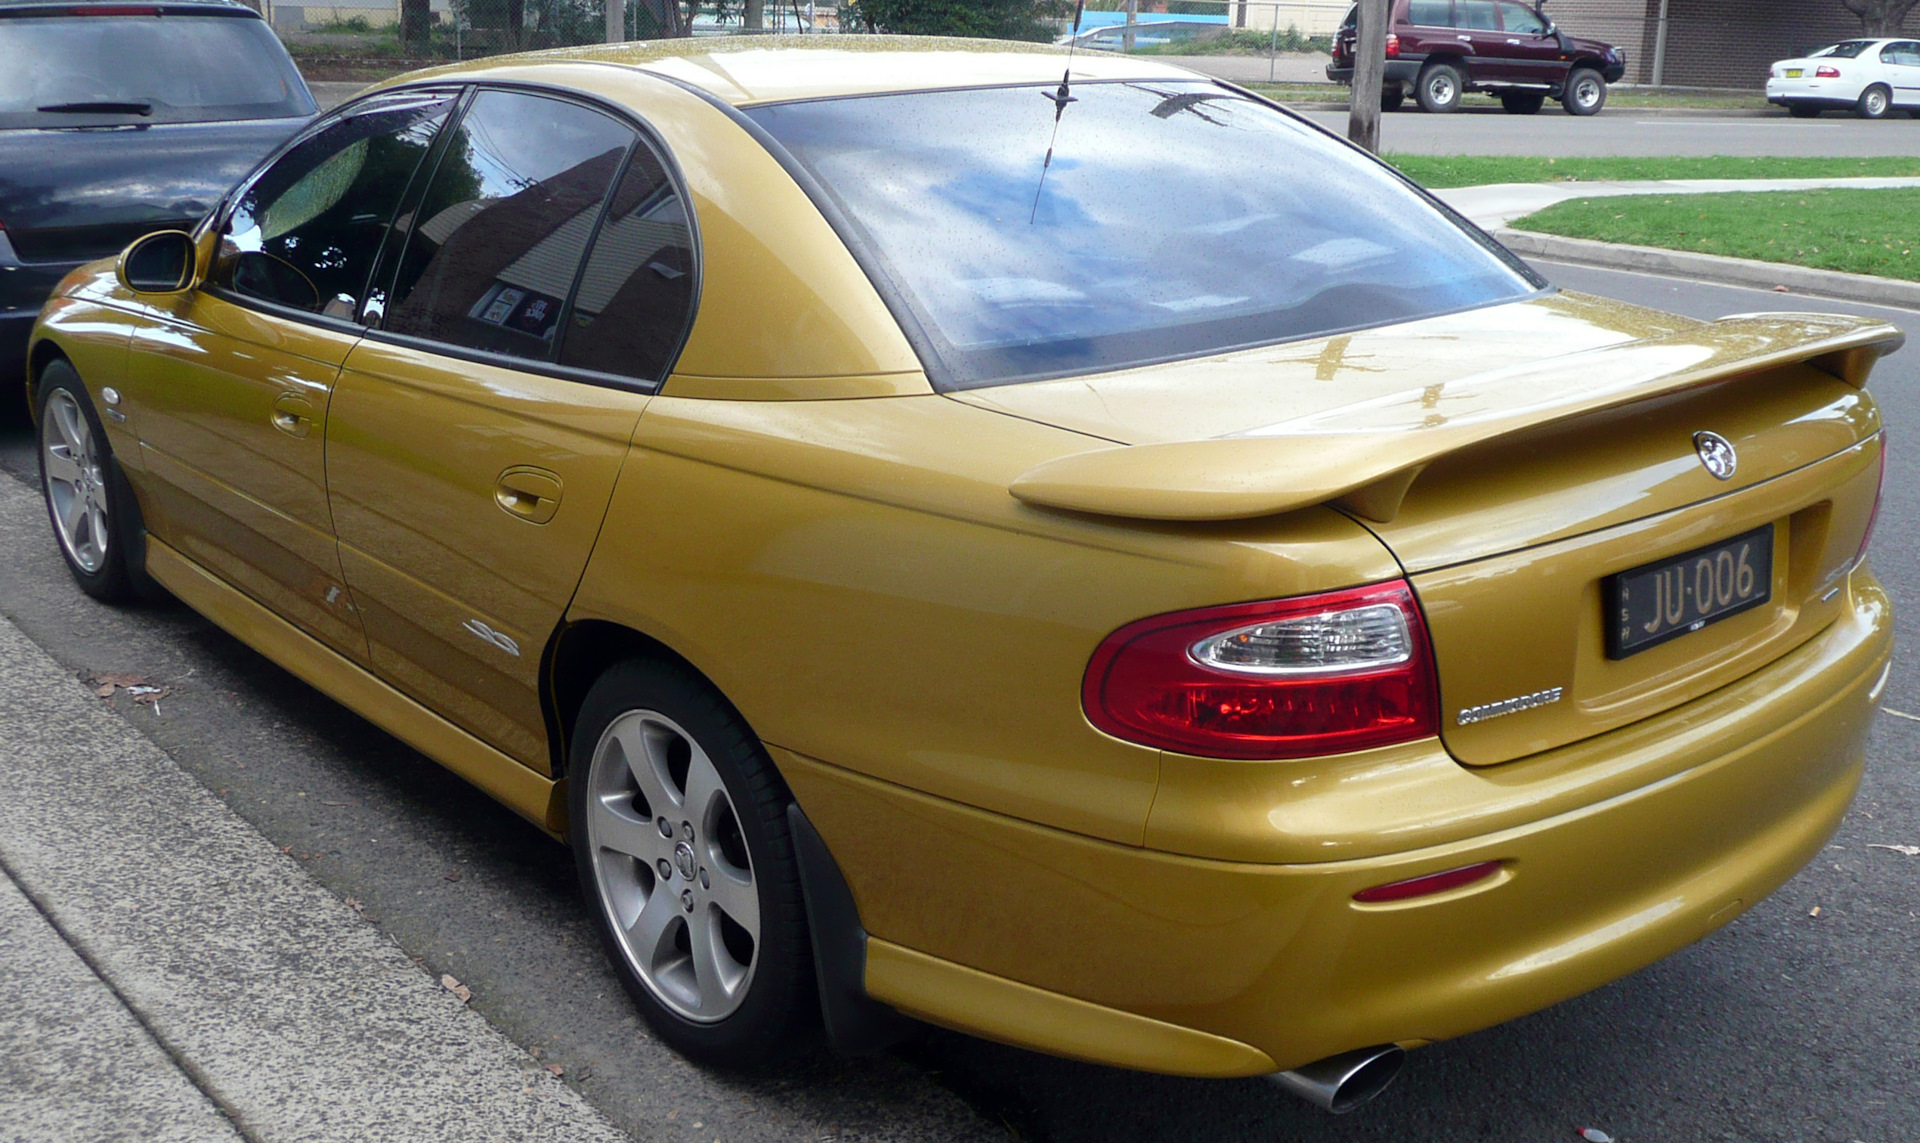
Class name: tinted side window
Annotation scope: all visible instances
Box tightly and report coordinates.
[1407,0,1451,26]
[1497,2,1546,34]
[218,94,452,317]
[557,146,695,384]
[1454,1,1499,30]
[383,90,634,361]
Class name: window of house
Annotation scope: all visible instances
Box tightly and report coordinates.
[556,145,696,384]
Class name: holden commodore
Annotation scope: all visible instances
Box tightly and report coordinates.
[26,38,1898,1113]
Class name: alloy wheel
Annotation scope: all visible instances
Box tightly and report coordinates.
[585,709,760,1023]
[40,388,110,574]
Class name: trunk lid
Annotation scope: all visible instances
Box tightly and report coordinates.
[962,293,1900,765]
[0,117,306,264]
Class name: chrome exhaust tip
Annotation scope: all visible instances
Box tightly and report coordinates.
[1267,1044,1406,1114]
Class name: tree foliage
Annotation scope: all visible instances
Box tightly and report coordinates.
[1839,0,1917,35]
[844,0,1066,42]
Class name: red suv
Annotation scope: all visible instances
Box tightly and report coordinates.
[1328,0,1627,115]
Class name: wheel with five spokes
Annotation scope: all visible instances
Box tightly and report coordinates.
[36,359,145,602]
[569,658,814,1066]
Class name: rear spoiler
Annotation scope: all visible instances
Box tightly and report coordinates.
[1009,313,1903,524]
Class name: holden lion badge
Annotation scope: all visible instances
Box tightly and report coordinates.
[1693,431,1737,481]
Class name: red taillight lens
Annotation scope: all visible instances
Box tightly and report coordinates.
[1816,65,1841,78]
[1385,33,1400,57]
[1353,861,1503,903]
[1082,582,1439,760]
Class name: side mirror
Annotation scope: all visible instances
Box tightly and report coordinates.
[116,230,199,295]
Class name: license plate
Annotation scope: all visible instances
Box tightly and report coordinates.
[1786,68,1803,77]
[1605,524,1773,659]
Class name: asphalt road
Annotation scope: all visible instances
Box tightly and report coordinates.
[2,262,1917,1143]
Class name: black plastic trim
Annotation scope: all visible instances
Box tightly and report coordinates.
[786,801,916,1054]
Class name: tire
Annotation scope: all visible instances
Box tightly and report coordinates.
[35,359,151,603]
[1856,84,1891,119]
[1787,102,1822,118]
[1381,84,1405,112]
[1500,91,1546,115]
[1562,67,1607,115]
[568,658,814,1068]
[1415,61,1465,113]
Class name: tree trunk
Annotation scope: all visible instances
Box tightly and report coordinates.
[746,0,764,28]
[1841,0,1918,35]
[1347,0,1387,152]
[400,0,432,54]
[505,0,524,48]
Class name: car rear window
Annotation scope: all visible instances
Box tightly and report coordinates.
[1812,40,1873,59]
[0,13,313,129]
[746,81,1541,390]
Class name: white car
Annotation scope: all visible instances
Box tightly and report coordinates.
[1767,38,1920,118]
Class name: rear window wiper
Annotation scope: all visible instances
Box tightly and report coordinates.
[37,101,152,116]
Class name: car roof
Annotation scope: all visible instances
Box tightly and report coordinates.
[0,0,260,14]
[375,35,1209,107]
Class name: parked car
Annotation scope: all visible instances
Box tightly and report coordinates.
[27,41,1897,1114]
[0,0,316,396]
[1329,0,1626,114]
[1766,38,1920,118]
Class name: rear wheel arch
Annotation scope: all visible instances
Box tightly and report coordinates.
[545,618,720,783]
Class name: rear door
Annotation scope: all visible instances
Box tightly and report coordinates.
[1450,0,1502,78]
[327,88,696,770]
[1883,41,1920,107]
[121,91,455,662]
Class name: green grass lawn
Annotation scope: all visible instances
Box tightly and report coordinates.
[1384,154,1920,189]
[1512,188,1920,282]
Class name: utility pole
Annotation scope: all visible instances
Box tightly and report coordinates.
[1123,0,1136,52]
[1347,0,1387,152]
[606,0,624,42]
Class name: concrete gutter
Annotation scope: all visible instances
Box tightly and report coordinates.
[1497,228,1920,310]
[0,613,634,1143]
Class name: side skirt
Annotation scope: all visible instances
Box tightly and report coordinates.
[144,538,564,837]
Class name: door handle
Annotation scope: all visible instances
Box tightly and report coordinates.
[495,466,563,525]
[271,392,315,439]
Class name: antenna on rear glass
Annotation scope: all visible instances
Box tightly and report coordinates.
[1030,0,1087,225]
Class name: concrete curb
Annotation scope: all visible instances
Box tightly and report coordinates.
[0,612,635,1143]
[1496,228,1920,310]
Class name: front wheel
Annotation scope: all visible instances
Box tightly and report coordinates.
[1500,91,1545,114]
[1562,67,1607,115]
[36,360,146,602]
[1416,62,1465,113]
[568,658,814,1067]
[1856,84,1891,119]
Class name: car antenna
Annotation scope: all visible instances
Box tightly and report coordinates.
[1030,0,1087,225]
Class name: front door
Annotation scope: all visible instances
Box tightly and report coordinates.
[1495,1,1560,87]
[123,91,457,662]
[327,88,696,770]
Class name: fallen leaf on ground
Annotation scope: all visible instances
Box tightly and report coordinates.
[128,685,170,705]
[545,1063,564,1077]
[88,671,152,689]
[441,974,472,1003]
[1868,844,1920,856]
[444,868,463,882]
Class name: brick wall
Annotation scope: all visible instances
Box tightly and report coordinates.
[1546,0,1883,87]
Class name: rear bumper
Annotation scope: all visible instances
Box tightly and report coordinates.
[786,570,1891,1075]
[1325,60,1424,86]
[1766,77,1864,104]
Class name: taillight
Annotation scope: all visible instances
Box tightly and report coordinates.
[1816,65,1841,78]
[1082,581,1439,759]
[1385,33,1400,57]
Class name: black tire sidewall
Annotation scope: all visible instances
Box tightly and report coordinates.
[1418,63,1463,113]
[35,361,137,602]
[1565,68,1606,115]
[567,658,814,1068]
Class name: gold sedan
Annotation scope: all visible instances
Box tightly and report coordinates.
[25,38,1899,1113]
